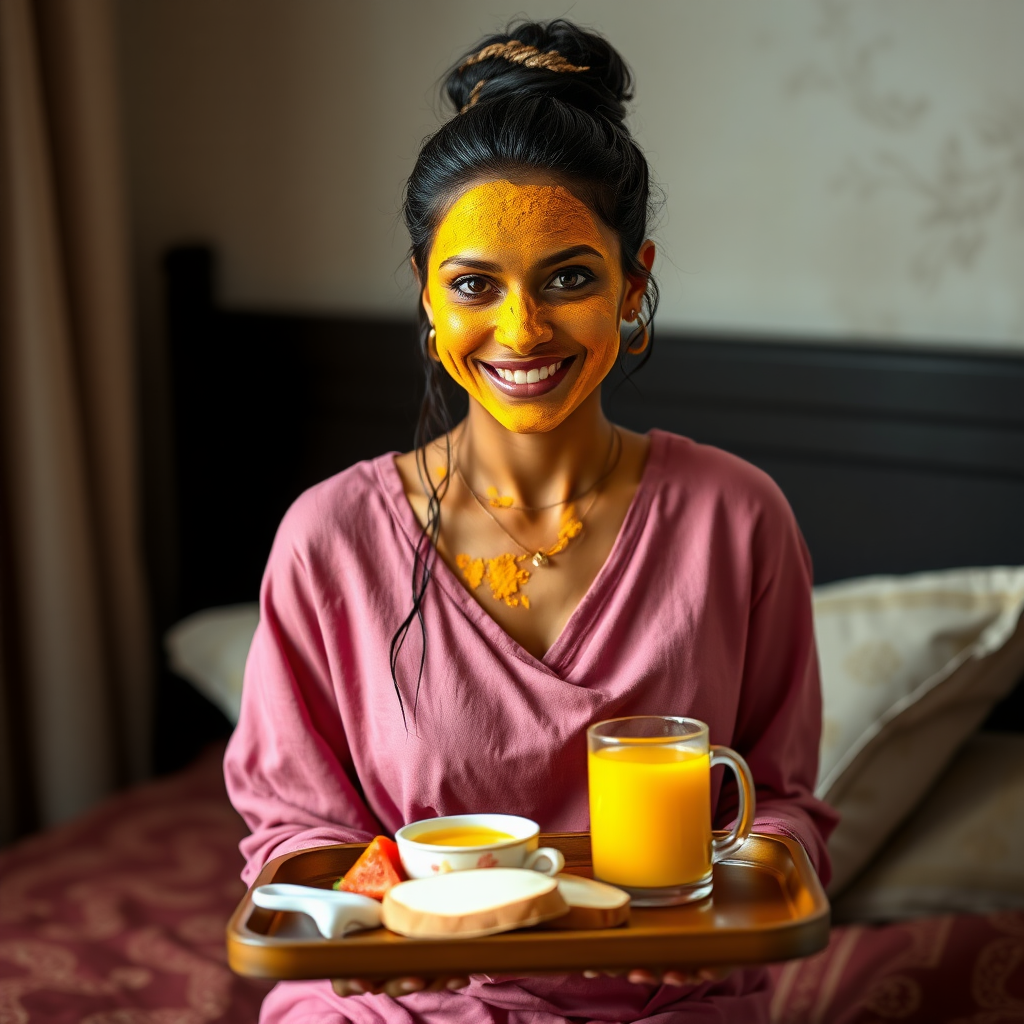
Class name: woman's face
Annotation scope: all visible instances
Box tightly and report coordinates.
[420,178,652,433]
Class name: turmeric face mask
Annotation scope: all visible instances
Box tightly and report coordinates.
[423,180,628,433]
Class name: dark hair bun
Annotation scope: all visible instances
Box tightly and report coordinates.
[445,19,634,125]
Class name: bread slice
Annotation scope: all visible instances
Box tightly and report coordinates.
[381,868,568,938]
[543,873,631,930]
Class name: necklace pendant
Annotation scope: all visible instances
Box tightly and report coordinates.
[531,551,549,568]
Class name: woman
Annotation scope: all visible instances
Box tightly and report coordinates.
[225,19,837,1023]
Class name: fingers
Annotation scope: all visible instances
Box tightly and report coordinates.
[581,966,734,987]
[335,968,732,998]
[388,977,426,997]
[332,978,382,997]
[662,970,691,986]
[627,968,659,985]
[331,976,470,998]
[692,966,733,983]
[427,976,470,992]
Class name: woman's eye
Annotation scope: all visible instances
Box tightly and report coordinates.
[549,268,594,291]
[453,276,492,298]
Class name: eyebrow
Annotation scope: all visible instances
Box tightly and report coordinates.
[438,244,606,272]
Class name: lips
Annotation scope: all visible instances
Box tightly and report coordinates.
[479,356,576,398]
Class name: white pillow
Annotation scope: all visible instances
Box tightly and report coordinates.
[832,732,1024,921]
[164,603,259,723]
[813,567,1024,895]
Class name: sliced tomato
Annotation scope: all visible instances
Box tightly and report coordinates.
[335,836,405,900]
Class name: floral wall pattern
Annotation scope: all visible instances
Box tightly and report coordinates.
[118,0,1024,349]
[791,0,1024,293]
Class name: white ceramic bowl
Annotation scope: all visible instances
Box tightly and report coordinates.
[395,813,564,879]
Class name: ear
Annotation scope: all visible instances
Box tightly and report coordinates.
[621,240,656,320]
[412,260,441,363]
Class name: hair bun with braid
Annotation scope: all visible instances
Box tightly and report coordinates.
[445,19,634,124]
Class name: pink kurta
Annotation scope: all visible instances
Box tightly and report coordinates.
[225,429,838,1023]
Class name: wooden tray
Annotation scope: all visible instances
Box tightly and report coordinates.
[227,832,829,979]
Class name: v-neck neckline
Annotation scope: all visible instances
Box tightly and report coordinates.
[376,430,665,677]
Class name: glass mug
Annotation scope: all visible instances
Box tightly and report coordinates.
[587,716,755,906]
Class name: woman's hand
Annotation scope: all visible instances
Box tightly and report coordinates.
[582,966,732,986]
[332,976,469,998]
[331,966,730,997]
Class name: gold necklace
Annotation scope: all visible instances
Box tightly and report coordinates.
[453,428,622,609]
[462,427,621,513]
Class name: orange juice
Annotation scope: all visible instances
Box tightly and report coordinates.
[588,743,711,888]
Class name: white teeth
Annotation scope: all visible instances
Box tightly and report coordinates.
[494,360,564,384]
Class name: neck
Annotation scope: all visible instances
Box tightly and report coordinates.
[454,389,614,512]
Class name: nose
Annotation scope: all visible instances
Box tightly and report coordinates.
[494,290,552,353]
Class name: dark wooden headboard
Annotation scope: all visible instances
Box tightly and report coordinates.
[160,244,1024,763]
[606,333,1024,585]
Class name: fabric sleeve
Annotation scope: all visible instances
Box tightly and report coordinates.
[223,508,384,887]
[715,484,840,886]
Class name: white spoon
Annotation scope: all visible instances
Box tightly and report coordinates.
[252,883,382,938]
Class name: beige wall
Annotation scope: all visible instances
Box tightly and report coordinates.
[117,0,1024,350]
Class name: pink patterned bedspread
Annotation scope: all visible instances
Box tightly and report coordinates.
[768,912,1024,1023]
[3,747,1022,1023]
[0,744,271,1023]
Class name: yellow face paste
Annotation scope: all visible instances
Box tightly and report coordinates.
[423,180,630,433]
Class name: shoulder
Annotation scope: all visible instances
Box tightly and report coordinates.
[646,429,813,599]
[278,457,383,533]
[267,453,407,580]
[647,428,794,525]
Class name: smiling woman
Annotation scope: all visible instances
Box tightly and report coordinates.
[390,22,662,676]
[224,19,837,1024]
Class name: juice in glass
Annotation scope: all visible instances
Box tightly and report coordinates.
[588,743,711,889]
[587,716,755,905]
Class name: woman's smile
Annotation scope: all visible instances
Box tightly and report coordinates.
[477,355,576,398]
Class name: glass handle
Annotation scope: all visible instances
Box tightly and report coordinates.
[709,745,755,862]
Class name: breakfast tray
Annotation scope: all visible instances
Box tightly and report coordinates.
[227,832,829,979]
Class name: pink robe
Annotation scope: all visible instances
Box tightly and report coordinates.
[225,430,838,1022]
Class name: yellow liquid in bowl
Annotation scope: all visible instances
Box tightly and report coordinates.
[412,826,516,847]
[588,744,711,888]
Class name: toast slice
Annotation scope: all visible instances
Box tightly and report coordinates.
[381,868,568,939]
[543,873,631,929]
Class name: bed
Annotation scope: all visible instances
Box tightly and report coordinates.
[2,244,1023,1022]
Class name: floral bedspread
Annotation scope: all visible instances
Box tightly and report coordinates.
[768,911,1024,1023]
[3,745,1022,1024]
[0,744,271,1023]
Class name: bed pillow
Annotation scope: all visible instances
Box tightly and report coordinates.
[831,731,1024,921]
[164,603,259,723]
[814,567,1024,896]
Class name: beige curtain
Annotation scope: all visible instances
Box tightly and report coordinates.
[0,0,151,842]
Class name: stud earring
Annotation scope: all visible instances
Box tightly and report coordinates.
[626,314,649,355]
[428,327,436,344]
